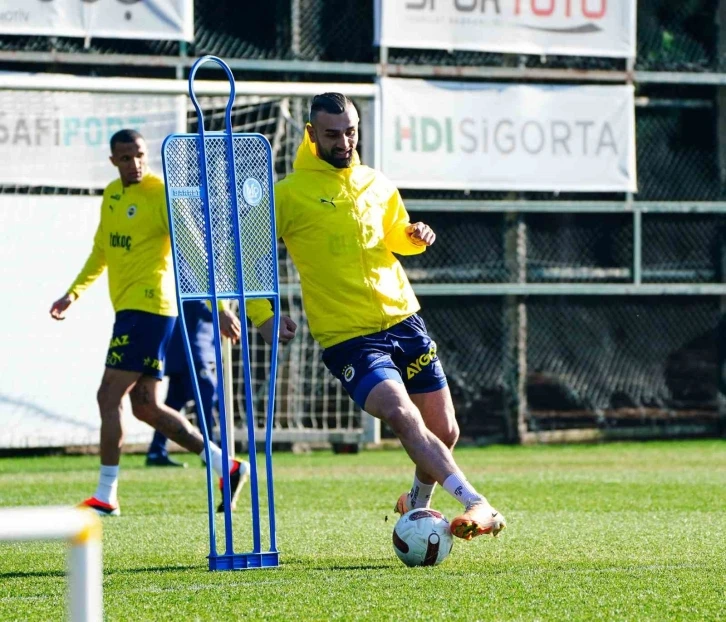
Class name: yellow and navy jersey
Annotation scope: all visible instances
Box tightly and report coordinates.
[68,173,177,316]
[264,130,426,348]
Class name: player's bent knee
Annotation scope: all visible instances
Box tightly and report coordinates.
[129,403,156,424]
[450,424,461,449]
[428,403,459,448]
[128,397,151,422]
[440,419,460,449]
[129,385,161,424]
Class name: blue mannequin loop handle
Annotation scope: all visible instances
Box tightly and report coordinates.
[188,55,236,139]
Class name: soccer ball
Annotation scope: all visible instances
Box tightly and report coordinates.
[392,508,454,567]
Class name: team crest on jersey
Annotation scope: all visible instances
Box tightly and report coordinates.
[342,365,355,382]
[127,205,137,218]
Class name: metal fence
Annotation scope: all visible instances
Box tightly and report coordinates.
[405,294,722,440]
[1,0,725,443]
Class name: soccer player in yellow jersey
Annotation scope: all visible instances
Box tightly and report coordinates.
[254,94,506,540]
[49,129,258,516]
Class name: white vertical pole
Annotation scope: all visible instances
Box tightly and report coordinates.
[222,335,235,457]
[69,538,103,622]
[175,94,187,133]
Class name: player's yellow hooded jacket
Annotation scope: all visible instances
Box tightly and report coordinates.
[248,131,426,348]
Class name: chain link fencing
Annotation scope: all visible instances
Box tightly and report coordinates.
[525,296,721,431]
[401,212,724,439]
[408,295,722,440]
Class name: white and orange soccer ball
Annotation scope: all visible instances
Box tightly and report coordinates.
[392,508,454,567]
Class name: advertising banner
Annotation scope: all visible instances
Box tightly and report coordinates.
[381,77,637,192]
[0,89,185,188]
[376,0,636,58]
[0,0,193,41]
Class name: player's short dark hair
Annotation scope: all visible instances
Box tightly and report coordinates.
[309,93,353,121]
[110,129,144,152]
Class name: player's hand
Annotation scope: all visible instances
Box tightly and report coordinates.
[258,315,298,345]
[278,316,298,344]
[406,222,436,246]
[219,309,242,343]
[49,294,74,321]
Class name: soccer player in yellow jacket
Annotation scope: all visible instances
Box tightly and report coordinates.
[252,94,506,540]
[49,129,269,516]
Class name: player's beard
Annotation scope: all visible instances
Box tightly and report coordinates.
[319,145,353,169]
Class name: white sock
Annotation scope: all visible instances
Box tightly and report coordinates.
[94,464,119,506]
[200,444,235,476]
[409,475,436,509]
[442,472,486,508]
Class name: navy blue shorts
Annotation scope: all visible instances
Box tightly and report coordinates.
[105,310,177,380]
[322,314,447,409]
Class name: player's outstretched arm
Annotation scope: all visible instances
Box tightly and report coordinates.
[257,315,297,345]
[49,293,76,321]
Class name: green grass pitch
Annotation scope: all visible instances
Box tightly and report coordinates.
[0,440,724,621]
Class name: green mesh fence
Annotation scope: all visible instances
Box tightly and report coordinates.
[526,296,721,429]
[525,214,633,284]
[295,0,375,62]
[643,215,726,282]
[403,213,508,284]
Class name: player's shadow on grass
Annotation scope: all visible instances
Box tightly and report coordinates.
[0,566,200,580]
[324,563,393,571]
[283,557,394,572]
[109,564,199,575]
[1,570,65,579]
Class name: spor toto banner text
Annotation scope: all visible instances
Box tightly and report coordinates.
[380,78,636,192]
[376,0,636,58]
[0,90,184,188]
[0,0,193,41]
